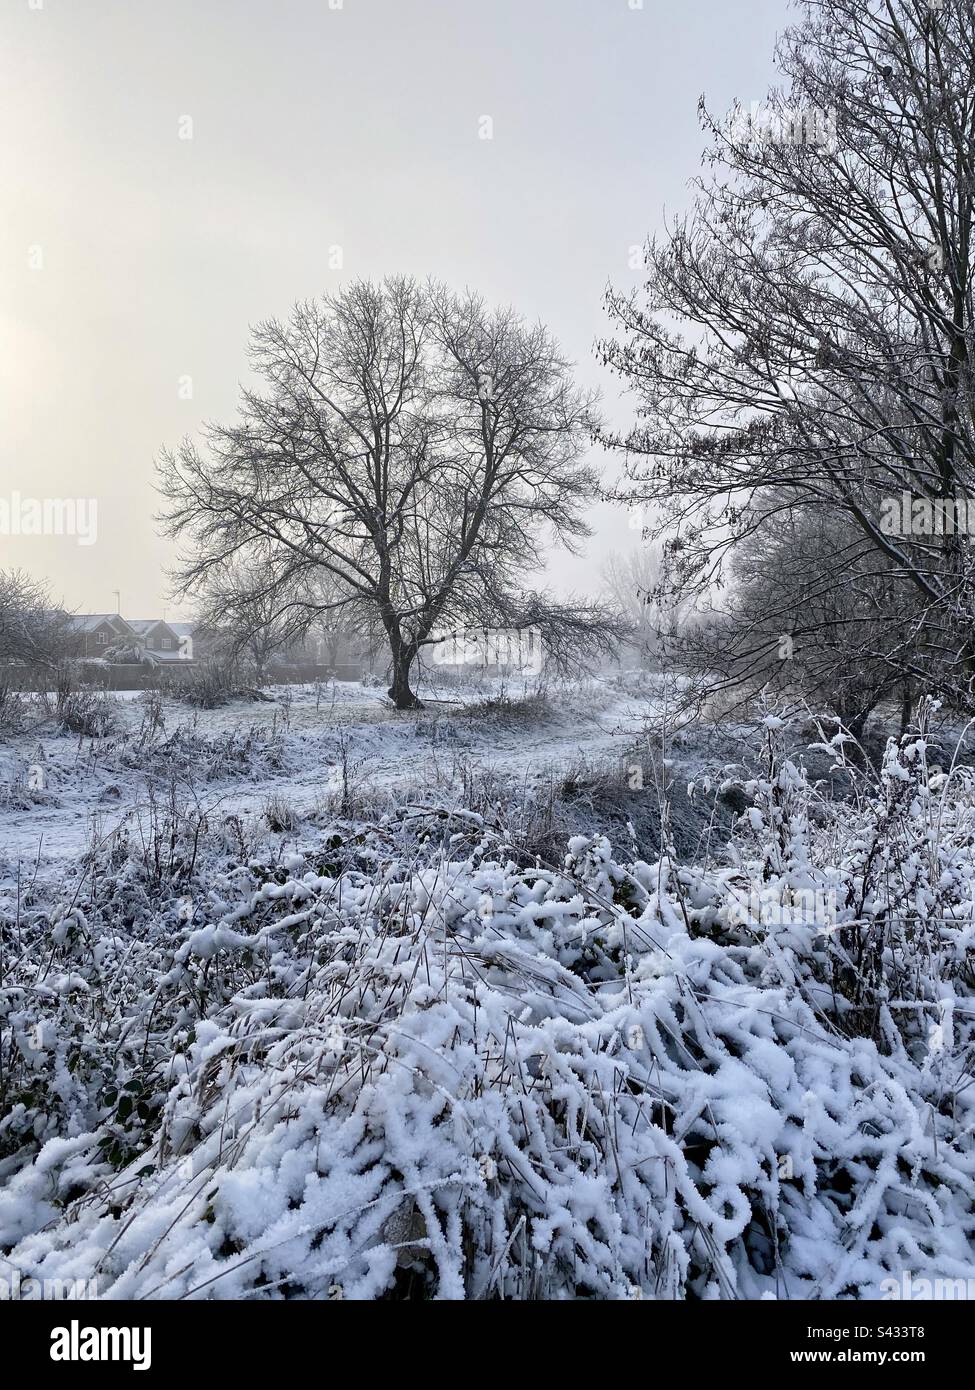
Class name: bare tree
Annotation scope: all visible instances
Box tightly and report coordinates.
[601,0,975,710]
[600,544,668,668]
[306,601,385,675]
[0,570,70,668]
[198,560,384,680]
[159,277,615,707]
[194,559,309,681]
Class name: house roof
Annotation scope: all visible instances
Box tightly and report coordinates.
[128,620,178,637]
[168,622,195,637]
[65,614,132,633]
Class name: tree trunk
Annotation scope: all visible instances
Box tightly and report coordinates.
[388,648,422,709]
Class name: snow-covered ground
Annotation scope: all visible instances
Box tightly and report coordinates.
[5,682,974,1300]
[0,676,656,876]
[2,708,974,1300]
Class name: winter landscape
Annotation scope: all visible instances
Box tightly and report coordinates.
[2,0,975,1317]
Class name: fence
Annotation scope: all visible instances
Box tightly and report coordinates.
[0,659,374,693]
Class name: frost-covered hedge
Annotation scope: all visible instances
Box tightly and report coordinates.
[1,718,974,1298]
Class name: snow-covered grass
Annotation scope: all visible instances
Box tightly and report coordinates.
[0,677,652,871]
[1,708,974,1299]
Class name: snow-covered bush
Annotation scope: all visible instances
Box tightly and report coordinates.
[714,708,975,1053]
[109,721,289,783]
[0,684,32,736]
[167,664,239,710]
[1,717,973,1299]
[102,643,143,665]
[51,682,117,738]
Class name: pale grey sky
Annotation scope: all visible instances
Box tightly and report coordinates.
[1,0,786,619]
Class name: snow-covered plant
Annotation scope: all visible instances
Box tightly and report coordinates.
[1,732,974,1299]
[102,643,142,665]
[720,707,975,1057]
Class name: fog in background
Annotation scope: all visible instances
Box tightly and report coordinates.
[1,0,784,618]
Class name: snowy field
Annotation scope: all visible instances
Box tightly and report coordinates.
[0,676,655,874]
[2,680,974,1300]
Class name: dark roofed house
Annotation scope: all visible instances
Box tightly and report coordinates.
[172,621,226,663]
[65,614,139,660]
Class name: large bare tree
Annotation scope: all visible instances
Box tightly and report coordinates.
[601,0,975,711]
[159,277,616,707]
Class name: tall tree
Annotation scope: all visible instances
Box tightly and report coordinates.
[601,545,665,668]
[159,277,615,707]
[601,0,975,710]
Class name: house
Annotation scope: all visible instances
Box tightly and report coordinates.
[64,614,140,660]
[126,620,184,664]
[165,621,228,663]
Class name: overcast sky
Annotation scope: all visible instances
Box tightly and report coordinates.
[1,0,787,619]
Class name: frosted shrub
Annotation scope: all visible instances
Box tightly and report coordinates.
[1,723,974,1299]
[723,709,975,1052]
